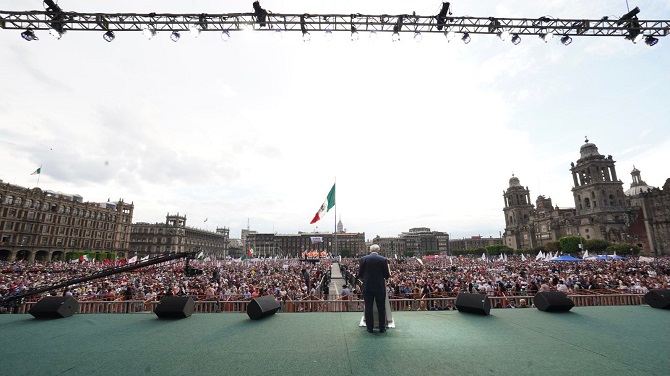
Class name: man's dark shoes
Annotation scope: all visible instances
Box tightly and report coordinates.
[367,328,374,333]
[379,328,386,333]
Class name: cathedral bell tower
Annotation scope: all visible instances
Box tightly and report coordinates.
[570,138,628,242]
[503,175,536,249]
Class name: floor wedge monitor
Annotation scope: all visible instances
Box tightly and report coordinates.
[154,296,195,319]
[247,295,281,320]
[534,292,574,312]
[644,289,670,309]
[455,293,491,315]
[29,296,79,319]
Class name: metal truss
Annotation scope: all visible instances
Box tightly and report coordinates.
[1,10,669,39]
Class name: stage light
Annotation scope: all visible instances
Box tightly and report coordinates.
[617,7,640,26]
[436,2,452,31]
[103,30,115,42]
[221,30,231,41]
[21,28,38,41]
[462,32,471,44]
[170,31,180,42]
[49,28,65,40]
[189,24,202,38]
[413,32,422,42]
[444,29,456,42]
[350,26,359,41]
[644,35,658,46]
[300,15,310,41]
[511,33,521,45]
[560,35,572,45]
[392,32,400,42]
[539,30,553,42]
[497,30,510,41]
[252,1,268,28]
[142,24,157,40]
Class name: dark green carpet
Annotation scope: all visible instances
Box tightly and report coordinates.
[1,306,667,376]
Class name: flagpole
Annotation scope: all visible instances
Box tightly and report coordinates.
[334,177,337,257]
[36,164,42,187]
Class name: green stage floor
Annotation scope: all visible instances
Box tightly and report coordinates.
[1,306,667,376]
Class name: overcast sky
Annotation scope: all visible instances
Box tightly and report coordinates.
[1,0,668,241]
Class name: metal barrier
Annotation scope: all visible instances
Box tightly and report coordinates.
[9,293,651,314]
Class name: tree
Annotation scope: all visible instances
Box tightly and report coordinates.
[607,243,641,256]
[558,236,584,253]
[485,244,513,255]
[339,249,351,258]
[544,241,561,254]
[584,239,611,254]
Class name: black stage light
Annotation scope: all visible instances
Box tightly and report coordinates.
[644,35,658,46]
[461,32,471,44]
[170,30,181,42]
[21,28,38,41]
[511,33,521,45]
[103,30,115,42]
[561,35,573,45]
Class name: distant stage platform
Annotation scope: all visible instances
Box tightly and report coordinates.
[1,306,667,376]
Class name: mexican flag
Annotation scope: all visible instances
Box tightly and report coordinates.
[31,167,41,175]
[310,183,335,224]
[79,254,89,262]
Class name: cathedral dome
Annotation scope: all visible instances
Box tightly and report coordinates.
[509,175,521,187]
[625,166,655,196]
[579,139,601,159]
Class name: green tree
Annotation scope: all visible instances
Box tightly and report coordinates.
[544,241,561,254]
[584,239,611,254]
[558,236,583,253]
[403,250,416,258]
[424,249,440,256]
[607,243,641,256]
[485,244,513,255]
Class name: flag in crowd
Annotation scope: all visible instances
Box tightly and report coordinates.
[310,183,336,224]
[128,256,138,263]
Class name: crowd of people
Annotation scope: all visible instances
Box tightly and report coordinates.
[1,254,669,312]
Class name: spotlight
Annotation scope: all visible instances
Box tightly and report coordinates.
[221,30,231,41]
[461,32,471,44]
[497,30,510,41]
[539,30,553,42]
[21,28,38,41]
[253,1,268,28]
[560,35,572,45]
[436,2,452,31]
[170,31,181,42]
[189,24,202,38]
[444,29,456,42]
[511,33,521,45]
[300,15,310,41]
[142,25,157,40]
[350,26,359,41]
[103,30,115,42]
[644,35,658,46]
[392,32,400,42]
[49,28,66,40]
[413,32,422,42]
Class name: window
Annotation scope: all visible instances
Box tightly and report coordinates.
[15,197,22,206]
[2,235,11,243]
[5,196,13,204]
[4,222,13,230]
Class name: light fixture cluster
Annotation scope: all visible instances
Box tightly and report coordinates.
[8,1,665,47]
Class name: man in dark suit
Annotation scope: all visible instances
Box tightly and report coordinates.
[358,244,391,333]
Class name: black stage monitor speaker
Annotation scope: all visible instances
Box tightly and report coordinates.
[247,295,280,320]
[644,289,670,309]
[534,292,574,312]
[455,293,491,315]
[29,296,79,319]
[154,296,195,319]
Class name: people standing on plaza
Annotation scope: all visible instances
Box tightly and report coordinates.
[357,244,390,333]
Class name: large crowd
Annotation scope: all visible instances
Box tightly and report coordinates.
[1,255,669,310]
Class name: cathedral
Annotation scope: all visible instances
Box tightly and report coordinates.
[503,139,669,255]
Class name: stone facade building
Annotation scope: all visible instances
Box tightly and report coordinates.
[130,213,229,257]
[449,236,504,252]
[503,140,669,255]
[245,231,366,258]
[0,180,133,261]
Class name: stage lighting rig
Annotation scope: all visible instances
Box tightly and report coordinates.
[392,15,403,41]
[44,0,67,39]
[103,30,115,42]
[300,15,310,41]
[21,28,38,41]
